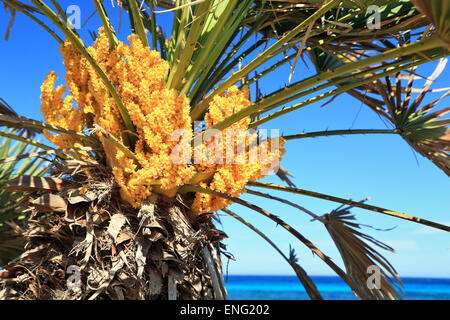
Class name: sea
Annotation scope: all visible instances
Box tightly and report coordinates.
[225,275,450,300]
[1,267,448,299]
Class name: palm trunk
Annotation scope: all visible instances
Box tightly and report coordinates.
[0,164,227,300]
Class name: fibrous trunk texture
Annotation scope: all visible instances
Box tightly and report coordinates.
[0,160,227,300]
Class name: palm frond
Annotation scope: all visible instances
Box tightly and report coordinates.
[0,113,99,148]
[0,99,42,137]
[29,0,137,145]
[2,0,62,43]
[246,185,405,299]
[350,59,450,176]
[179,184,367,297]
[275,165,296,187]
[323,204,405,300]
[247,181,450,232]
[93,0,119,48]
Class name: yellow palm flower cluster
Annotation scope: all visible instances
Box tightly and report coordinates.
[192,87,286,213]
[40,72,84,149]
[41,28,195,207]
[40,28,285,213]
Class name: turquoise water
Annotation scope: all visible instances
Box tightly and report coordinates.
[225,275,450,300]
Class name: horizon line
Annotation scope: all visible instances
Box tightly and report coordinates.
[225,274,450,280]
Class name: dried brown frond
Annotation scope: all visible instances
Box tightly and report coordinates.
[0,229,25,267]
[182,184,366,296]
[244,187,403,300]
[323,204,404,300]
[276,165,296,187]
[288,245,323,300]
[0,160,222,300]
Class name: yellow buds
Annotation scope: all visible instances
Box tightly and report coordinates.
[40,27,286,214]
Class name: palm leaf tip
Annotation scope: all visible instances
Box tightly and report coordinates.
[324,204,405,300]
[2,0,38,40]
[276,165,296,187]
[288,245,323,300]
[0,99,42,137]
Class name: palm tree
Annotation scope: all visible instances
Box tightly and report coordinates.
[0,0,448,300]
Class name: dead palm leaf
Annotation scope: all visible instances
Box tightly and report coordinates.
[180,184,367,297]
[323,204,405,300]
[247,181,450,232]
[276,165,296,187]
[0,230,24,266]
[244,186,405,300]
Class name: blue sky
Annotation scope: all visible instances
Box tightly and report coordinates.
[0,1,449,278]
